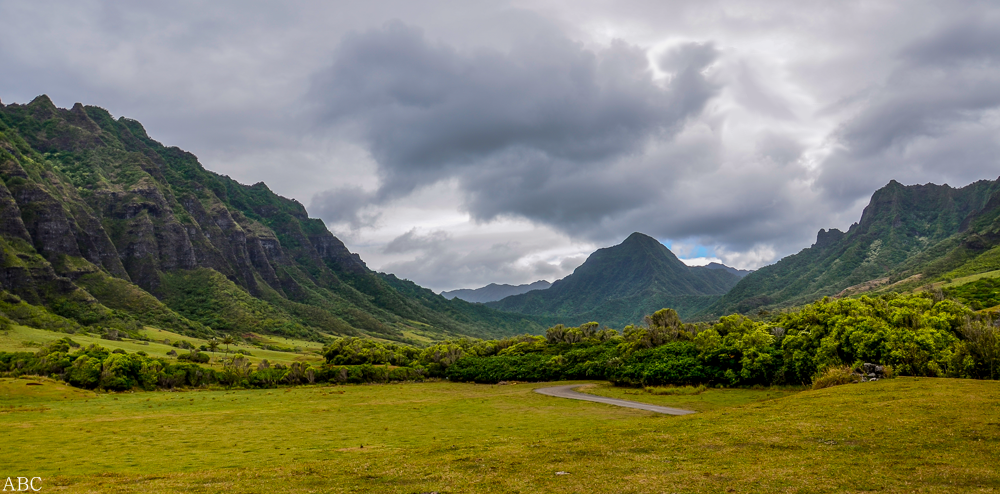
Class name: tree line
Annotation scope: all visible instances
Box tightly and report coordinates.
[1,292,998,391]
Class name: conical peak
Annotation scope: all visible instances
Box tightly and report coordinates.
[621,232,659,246]
[29,94,55,108]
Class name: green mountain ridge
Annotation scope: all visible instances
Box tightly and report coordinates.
[0,95,545,343]
[441,280,552,303]
[486,232,743,326]
[5,94,1000,341]
[705,178,1000,316]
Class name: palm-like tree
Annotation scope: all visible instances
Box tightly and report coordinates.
[208,338,220,354]
[221,334,236,354]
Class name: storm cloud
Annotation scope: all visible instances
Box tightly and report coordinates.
[310,22,720,227]
[818,14,1000,203]
[5,1,1000,290]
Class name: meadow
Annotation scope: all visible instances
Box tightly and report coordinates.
[0,324,325,366]
[2,377,998,493]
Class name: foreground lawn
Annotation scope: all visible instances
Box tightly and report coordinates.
[1,377,998,493]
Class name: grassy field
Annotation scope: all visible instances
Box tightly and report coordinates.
[0,324,325,366]
[941,269,1000,288]
[1,377,998,493]
[578,382,802,412]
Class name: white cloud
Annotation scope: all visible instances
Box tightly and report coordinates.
[679,257,723,267]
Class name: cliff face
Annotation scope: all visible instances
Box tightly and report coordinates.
[705,178,1000,316]
[0,95,541,341]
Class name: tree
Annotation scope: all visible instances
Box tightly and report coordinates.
[220,354,252,387]
[221,335,236,354]
[208,338,219,354]
[960,316,1000,380]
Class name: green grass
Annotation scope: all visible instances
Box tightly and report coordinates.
[577,382,801,412]
[941,269,1000,288]
[939,245,1000,281]
[0,378,997,492]
[0,325,324,366]
[0,376,96,406]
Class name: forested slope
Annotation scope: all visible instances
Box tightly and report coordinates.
[0,95,544,343]
[488,232,742,325]
[706,178,1000,316]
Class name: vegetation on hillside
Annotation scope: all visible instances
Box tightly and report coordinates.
[4,292,997,393]
[708,178,1000,316]
[0,95,547,343]
[488,232,742,325]
[451,294,999,384]
[944,277,1000,310]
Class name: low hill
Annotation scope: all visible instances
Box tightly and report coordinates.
[486,232,743,326]
[703,262,751,278]
[705,178,1000,316]
[441,280,551,303]
[0,95,545,343]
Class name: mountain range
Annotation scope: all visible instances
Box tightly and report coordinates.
[0,95,548,343]
[441,280,551,303]
[706,178,1000,316]
[3,95,1000,344]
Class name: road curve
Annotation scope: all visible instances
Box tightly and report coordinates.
[534,384,696,415]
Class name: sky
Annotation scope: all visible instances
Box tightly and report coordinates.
[2,1,1000,292]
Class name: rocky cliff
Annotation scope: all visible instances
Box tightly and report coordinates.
[0,95,542,342]
[704,178,1000,316]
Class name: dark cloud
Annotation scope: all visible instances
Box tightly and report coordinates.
[382,228,448,254]
[8,1,1000,287]
[901,16,1000,66]
[309,186,381,230]
[311,22,720,227]
[817,15,1000,204]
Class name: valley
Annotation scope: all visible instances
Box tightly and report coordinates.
[2,97,1000,492]
[5,3,1000,492]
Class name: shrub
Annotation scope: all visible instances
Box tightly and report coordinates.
[811,366,860,390]
[178,352,210,363]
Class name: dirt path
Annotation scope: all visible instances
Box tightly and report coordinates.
[534,384,696,415]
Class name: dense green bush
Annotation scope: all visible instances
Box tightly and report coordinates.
[442,293,999,386]
[177,352,210,363]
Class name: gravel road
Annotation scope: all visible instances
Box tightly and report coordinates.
[533,384,697,415]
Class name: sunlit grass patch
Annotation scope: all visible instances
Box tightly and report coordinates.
[0,378,997,493]
[0,324,325,366]
[578,382,801,412]
[0,377,96,406]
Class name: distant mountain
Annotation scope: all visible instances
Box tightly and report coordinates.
[0,95,545,343]
[705,178,1000,316]
[442,280,551,303]
[702,262,752,278]
[486,232,743,327]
